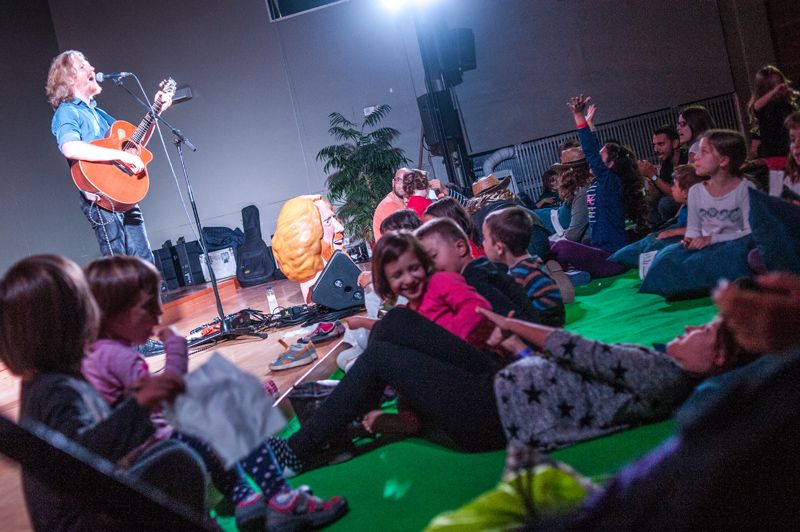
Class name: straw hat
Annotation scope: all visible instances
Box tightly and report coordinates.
[471,174,511,196]
[551,147,587,171]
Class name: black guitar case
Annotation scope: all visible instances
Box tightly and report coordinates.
[235,205,276,287]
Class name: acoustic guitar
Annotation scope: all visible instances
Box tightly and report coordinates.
[70,78,176,212]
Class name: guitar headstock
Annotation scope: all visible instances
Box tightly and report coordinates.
[158,77,177,97]
[151,78,177,114]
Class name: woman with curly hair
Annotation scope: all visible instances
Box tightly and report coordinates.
[550,148,593,243]
[549,95,648,279]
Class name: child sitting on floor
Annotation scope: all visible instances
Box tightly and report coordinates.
[482,207,565,326]
[550,95,650,278]
[0,255,206,530]
[269,233,509,470]
[346,231,495,434]
[415,217,565,325]
[379,207,423,235]
[81,255,347,530]
[682,130,754,250]
[656,164,706,240]
[423,196,485,257]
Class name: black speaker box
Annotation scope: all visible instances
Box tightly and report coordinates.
[417,91,462,155]
[153,248,180,291]
[311,251,365,310]
[172,240,204,287]
[452,28,476,72]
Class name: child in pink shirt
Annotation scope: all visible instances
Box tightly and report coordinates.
[81,256,347,530]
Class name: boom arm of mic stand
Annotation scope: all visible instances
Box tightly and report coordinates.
[112,79,198,152]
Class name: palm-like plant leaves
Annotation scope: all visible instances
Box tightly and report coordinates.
[317,105,410,243]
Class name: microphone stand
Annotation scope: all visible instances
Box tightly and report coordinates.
[112,78,267,347]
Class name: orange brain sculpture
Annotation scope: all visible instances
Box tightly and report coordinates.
[272,195,327,283]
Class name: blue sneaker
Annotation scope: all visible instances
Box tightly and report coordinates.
[135,338,164,357]
[269,342,317,371]
[565,269,591,286]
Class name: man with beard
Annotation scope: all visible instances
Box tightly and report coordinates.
[47,50,172,261]
[639,125,689,227]
[373,167,411,241]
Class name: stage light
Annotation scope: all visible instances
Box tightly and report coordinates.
[380,0,435,12]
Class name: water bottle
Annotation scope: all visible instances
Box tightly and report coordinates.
[266,286,279,314]
[364,282,381,318]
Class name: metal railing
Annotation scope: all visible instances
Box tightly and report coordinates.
[473,92,743,200]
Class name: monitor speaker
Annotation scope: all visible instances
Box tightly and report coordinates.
[311,251,365,310]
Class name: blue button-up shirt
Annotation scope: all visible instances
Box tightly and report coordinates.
[51,98,116,150]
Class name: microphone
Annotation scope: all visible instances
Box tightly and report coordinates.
[95,71,132,83]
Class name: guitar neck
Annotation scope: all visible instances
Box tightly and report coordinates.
[129,99,164,146]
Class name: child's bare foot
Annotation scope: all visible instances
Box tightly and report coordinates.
[362,409,422,435]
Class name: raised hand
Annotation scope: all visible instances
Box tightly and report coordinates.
[585,103,597,125]
[567,94,591,115]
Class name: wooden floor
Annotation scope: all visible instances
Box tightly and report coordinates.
[0,276,354,530]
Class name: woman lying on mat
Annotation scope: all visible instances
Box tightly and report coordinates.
[269,232,513,474]
[482,301,759,451]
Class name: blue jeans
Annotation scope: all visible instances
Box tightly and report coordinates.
[79,193,154,262]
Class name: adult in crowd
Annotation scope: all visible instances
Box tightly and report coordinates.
[373,167,410,241]
[639,125,688,227]
[466,175,551,260]
[677,105,716,163]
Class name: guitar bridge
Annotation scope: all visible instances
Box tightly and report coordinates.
[112,161,134,176]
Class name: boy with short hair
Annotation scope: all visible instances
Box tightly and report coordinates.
[415,218,564,326]
[656,164,706,240]
[482,207,565,327]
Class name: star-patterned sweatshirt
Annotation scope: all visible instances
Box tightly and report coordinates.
[494,329,696,450]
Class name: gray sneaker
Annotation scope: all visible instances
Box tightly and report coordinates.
[266,488,348,531]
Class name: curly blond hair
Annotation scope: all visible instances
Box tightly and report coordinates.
[272,195,330,283]
[46,50,82,110]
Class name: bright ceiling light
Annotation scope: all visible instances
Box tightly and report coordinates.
[380,0,436,11]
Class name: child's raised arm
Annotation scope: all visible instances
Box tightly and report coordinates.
[476,306,554,350]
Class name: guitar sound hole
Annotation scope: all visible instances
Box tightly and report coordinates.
[121,141,139,155]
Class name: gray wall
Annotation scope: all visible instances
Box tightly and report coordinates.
[451,0,735,153]
[0,0,772,274]
[1,1,102,268]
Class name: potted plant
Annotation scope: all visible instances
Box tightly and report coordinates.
[317,104,410,244]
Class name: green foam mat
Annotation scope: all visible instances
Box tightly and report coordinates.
[224,271,715,530]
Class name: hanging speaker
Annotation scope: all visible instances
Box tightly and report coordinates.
[311,251,365,310]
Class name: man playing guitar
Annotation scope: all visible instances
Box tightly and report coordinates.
[47,50,172,261]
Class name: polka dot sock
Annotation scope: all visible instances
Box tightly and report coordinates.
[267,436,304,476]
